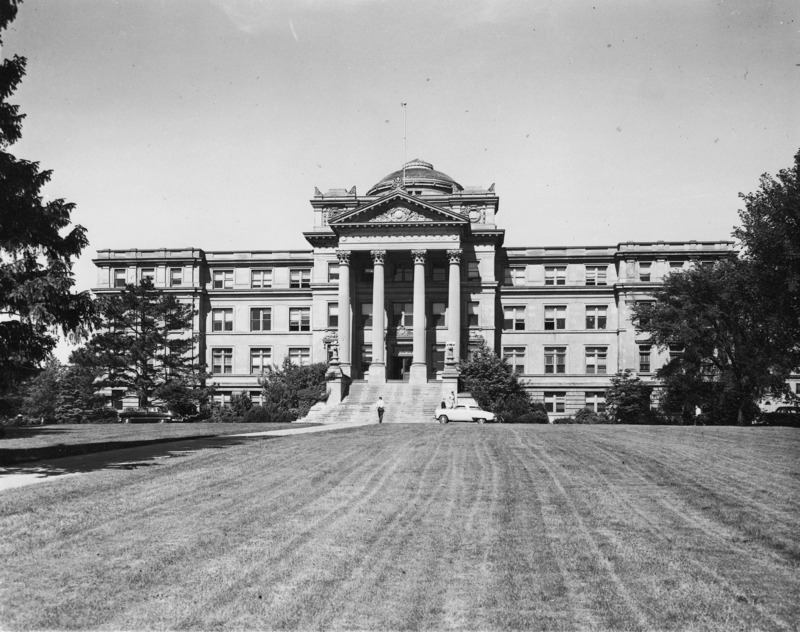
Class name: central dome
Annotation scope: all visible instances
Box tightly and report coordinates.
[367,159,463,195]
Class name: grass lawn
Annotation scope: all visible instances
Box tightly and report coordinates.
[1,425,797,630]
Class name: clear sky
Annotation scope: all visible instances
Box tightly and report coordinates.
[4,0,799,302]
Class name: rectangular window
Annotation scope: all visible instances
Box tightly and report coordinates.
[585,266,607,286]
[392,302,413,327]
[585,392,606,413]
[585,346,608,374]
[170,268,183,287]
[669,345,684,361]
[251,269,273,289]
[360,344,372,372]
[113,269,126,288]
[289,307,311,332]
[544,392,566,414]
[250,348,271,374]
[214,392,232,407]
[140,268,155,282]
[360,303,373,328]
[393,264,413,282]
[467,301,480,328]
[639,263,651,282]
[212,348,233,374]
[289,347,311,366]
[250,308,271,331]
[504,267,525,286]
[431,264,446,282]
[503,347,526,373]
[669,261,684,273]
[432,344,445,373]
[328,303,339,328]
[213,270,233,289]
[544,306,566,330]
[327,263,339,283]
[289,269,311,289]
[545,266,566,286]
[585,305,608,330]
[431,302,446,328]
[467,261,480,281]
[212,308,233,332]
[545,347,566,374]
[503,306,525,331]
[250,391,263,405]
[639,345,652,373]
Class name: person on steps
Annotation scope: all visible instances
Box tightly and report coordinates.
[376,397,385,423]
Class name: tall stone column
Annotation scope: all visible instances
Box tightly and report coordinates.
[447,249,462,363]
[410,249,427,384]
[336,250,351,375]
[369,249,386,383]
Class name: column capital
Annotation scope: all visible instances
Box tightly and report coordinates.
[411,249,427,265]
[335,249,351,265]
[446,249,463,264]
[370,249,387,265]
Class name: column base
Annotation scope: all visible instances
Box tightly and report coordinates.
[409,363,428,385]
[368,363,386,384]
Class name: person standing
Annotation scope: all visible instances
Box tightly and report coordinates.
[376,396,385,423]
[446,391,456,409]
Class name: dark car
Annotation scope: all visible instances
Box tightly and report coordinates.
[120,407,182,424]
[758,406,800,427]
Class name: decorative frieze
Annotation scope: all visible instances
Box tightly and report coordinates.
[370,207,434,223]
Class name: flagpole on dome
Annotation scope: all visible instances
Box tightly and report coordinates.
[401,102,407,187]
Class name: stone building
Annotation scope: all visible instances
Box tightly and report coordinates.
[93,159,735,417]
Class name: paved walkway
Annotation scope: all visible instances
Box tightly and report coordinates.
[0,421,374,493]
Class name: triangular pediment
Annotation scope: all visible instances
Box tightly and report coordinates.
[329,191,467,226]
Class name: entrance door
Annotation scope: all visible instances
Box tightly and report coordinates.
[390,345,413,380]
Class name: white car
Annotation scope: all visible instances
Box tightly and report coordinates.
[434,404,496,424]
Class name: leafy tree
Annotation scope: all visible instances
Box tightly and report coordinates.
[55,347,111,423]
[0,1,94,411]
[20,356,64,422]
[82,279,203,408]
[260,359,328,419]
[458,342,536,421]
[605,370,653,424]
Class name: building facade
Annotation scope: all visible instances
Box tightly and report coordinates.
[94,159,736,415]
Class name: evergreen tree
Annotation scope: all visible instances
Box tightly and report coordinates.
[20,356,63,422]
[0,0,94,412]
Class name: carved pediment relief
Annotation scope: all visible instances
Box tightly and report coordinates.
[329,191,468,227]
[369,206,433,223]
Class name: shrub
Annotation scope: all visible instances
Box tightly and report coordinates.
[262,403,295,424]
[260,360,328,420]
[242,405,269,423]
[552,416,575,424]
[573,408,612,424]
[512,410,550,424]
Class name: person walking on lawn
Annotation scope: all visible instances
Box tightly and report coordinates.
[376,397,385,423]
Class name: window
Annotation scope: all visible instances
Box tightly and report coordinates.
[585,347,608,374]
[212,348,233,374]
[289,347,311,366]
[140,268,155,282]
[545,266,566,286]
[503,347,526,373]
[467,301,480,327]
[213,392,232,407]
[545,347,566,374]
[586,266,607,286]
[503,306,525,331]
[328,303,339,328]
[170,268,183,287]
[585,392,606,413]
[250,348,271,374]
[250,391,263,405]
[392,302,413,327]
[431,264,446,282]
[669,345,684,361]
[504,267,525,286]
[360,303,373,328]
[544,306,566,330]
[213,270,233,289]
[393,264,413,282]
[639,263,651,282]
[431,302,446,328]
[585,306,607,330]
[289,307,311,332]
[544,392,566,414]
[212,308,233,332]
[328,263,339,283]
[431,345,445,373]
[250,308,271,331]
[251,269,273,288]
[290,269,311,289]
[669,261,684,273]
[113,269,126,288]
[467,261,480,281]
[638,345,652,373]
[360,344,372,372]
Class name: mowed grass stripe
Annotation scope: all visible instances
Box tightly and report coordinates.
[1,426,798,631]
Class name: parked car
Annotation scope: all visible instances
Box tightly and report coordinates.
[434,403,496,424]
[120,407,182,424]
[758,406,800,427]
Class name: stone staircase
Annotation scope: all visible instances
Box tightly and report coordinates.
[305,381,444,425]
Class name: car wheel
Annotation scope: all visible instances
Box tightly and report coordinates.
[122,418,129,424]
[477,418,486,424]
[160,419,166,424]
[438,415,449,424]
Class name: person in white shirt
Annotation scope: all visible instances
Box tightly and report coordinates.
[376,397,385,423]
